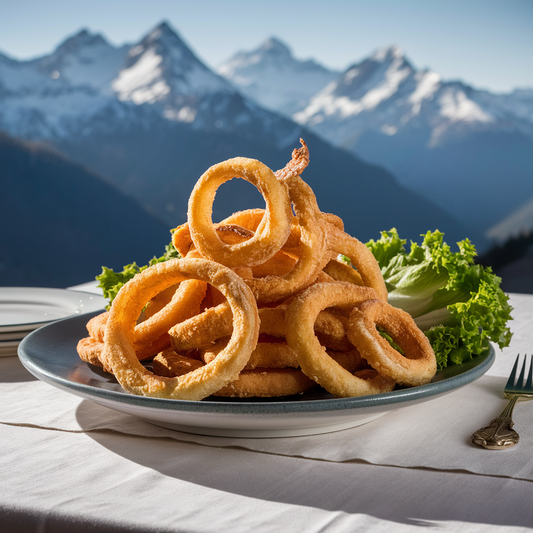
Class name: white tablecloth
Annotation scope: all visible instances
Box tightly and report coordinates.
[2,290,533,532]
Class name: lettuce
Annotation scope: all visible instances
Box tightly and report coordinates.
[366,229,513,369]
[96,240,180,309]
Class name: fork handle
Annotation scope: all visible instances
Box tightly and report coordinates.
[472,396,520,450]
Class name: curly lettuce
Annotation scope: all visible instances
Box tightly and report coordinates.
[366,229,513,369]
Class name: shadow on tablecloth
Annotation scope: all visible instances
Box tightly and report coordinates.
[75,399,533,529]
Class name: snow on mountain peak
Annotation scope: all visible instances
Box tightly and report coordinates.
[218,37,339,116]
[52,29,109,56]
[371,45,405,63]
[259,37,292,58]
[29,28,129,93]
[113,22,231,109]
[218,36,295,76]
[142,21,189,51]
[294,46,416,126]
[294,41,533,154]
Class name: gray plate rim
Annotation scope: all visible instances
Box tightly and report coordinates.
[18,311,495,416]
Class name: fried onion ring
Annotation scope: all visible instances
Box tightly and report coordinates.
[213,367,316,398]
[152,349,204,377]
[285,282,396,397]
[323,257,364,287]
[201,339,299,370]
[249,171,329,303]
[169,302,351,353]
[86,311,108,342]
[101,258,259,400]
[151,346,315,398]
[77,337,106,369]
[80,311,178,367]
[347,299,436,386]
[187,158,292,268]
[326,226,388,301]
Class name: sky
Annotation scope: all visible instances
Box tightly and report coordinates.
[1,0,532,93]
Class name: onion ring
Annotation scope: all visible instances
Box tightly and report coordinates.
[202,339,299,370]
[326,226,388,301]
[249,173,329,303]
[213,367,316,398]
[152,349,204,377]
[151,346,315,398]
[285,282,396,397]
[187,158,292,268]
[323,257,364,287]
[80,310,180,366]
[101,258,259,400]
[169,302,351,353]
[85,312,108,342]
[347,299,436,386]
[77,337,107,369]
[274,138,385,301]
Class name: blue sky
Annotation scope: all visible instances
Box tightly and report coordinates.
[1,0,532,93]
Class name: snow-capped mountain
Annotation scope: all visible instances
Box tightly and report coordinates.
[290,46,533,234]
[0,22,300,143]
[294,45,533,147]
[113,23,231,115]
[0,22,481,252]
[294,46,435,143]
[218,37,339,116]
[0,30,130,139]
[30,29,130,92]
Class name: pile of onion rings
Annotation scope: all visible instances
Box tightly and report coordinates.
[78,140,436,399]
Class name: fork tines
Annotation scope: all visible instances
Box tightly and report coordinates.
[505,354,533,395]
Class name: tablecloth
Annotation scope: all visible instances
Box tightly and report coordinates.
[1,291,533,532]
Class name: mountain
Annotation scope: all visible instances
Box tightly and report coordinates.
[0,133,170,287]
[0,29,130,139]
[113,23,231,111]
[0,22,482,258]
[0,22,303,145]
[218,37,339,116]
[486,194,533,243]
[290,46,533,235]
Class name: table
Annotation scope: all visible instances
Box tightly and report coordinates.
[1,290,533,532]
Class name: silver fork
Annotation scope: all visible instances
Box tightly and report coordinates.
[472,354,533,450]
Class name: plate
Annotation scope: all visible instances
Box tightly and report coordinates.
[0,288,107,332]
[0,331,33,341]
[18,311,495,438]
[0,339,22,348]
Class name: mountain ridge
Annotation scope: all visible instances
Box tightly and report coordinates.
[219,37,533,236]
[0,132,170,287]
[0,22,486,256]
[218,37,339,116]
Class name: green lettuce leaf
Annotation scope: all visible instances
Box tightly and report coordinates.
[366,228,513,369]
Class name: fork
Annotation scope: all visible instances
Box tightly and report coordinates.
[472,354,533,450]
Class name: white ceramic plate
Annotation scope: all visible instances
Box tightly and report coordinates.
[18,311,495,438]
[0,346,18,357]
[0,288,107,332]
[0,330,33,341]
[0,339,21,348]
